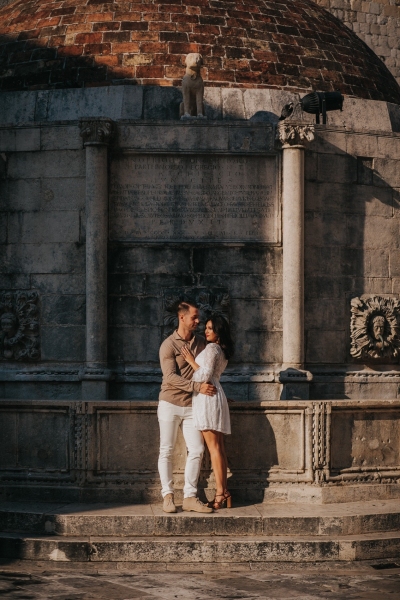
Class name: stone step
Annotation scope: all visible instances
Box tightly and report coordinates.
[1,531,400,563]
[1,500,400,537]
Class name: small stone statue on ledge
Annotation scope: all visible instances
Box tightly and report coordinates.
[180,53,206,120]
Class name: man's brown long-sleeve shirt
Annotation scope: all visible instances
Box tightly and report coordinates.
[159,330,206,406]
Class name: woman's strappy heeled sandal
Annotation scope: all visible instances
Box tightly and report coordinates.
[223,490,232,508]
[208,491,232,510]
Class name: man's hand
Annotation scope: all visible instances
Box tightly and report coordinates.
[200,382,217,396]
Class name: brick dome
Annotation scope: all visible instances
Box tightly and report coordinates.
[1,0,400,103]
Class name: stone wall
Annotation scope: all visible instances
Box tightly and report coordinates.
[1,89,400,401]
[0,399,399,503]
[304,123,400,397]
[0,124,86,399]
[315,0,400,86]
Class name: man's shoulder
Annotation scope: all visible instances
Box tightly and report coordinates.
[162,332,175,344]
[159,333,176,353]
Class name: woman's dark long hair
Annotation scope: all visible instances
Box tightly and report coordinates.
[206,314,234,360]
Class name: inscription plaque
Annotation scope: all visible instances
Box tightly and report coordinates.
[109,154,278,243]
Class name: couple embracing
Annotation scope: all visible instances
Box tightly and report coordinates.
[158,299,234,513]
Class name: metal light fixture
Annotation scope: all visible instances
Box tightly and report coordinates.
[279,91,344,124]
[300,91,344,124]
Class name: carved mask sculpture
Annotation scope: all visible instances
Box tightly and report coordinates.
[0,313,18,359]
[350,296,400,362]
[0,312,17,336]
[0,291,40,361]
[371,315,385,343]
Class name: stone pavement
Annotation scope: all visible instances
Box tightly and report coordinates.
[0,559,399,599]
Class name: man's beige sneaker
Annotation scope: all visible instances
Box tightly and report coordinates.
[163,493,177,513]
[182,496,213,513]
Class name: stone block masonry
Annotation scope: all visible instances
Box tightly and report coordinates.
[304,126,400,376]
[0,123,86,378]
[1,116,400,401]
[315,0,400,86]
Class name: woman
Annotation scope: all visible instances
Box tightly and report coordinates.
[181,314,234,510]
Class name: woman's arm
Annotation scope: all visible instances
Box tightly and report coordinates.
[181,343,220,383]
[180,345,200,371]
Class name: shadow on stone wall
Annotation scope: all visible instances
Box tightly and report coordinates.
[305,131,400,399]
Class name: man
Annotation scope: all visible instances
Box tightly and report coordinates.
[158,300,216,513]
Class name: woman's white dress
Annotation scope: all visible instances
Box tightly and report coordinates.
[192,343,231,434]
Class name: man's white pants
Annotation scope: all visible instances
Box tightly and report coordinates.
[157,400,204,498]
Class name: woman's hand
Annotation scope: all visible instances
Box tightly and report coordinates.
[181,344,197,367]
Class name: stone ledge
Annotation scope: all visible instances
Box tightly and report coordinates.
[1,499,400,538]
[1,531,399,563]
[0,88,399,133]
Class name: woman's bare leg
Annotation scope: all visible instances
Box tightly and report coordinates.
[202,430,226,496]
[218,432,229,492]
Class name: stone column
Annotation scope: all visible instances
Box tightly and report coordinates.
[80,119,114,400]
[276,122,314,399]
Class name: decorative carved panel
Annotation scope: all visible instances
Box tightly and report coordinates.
[162,287,230,339]
[350,295,400,362]
[0,291,40,361]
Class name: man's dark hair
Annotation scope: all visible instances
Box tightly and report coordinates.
[177,299,198,316]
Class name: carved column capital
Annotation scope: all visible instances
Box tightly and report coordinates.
[276,122,315,148]
[80,118,114,146]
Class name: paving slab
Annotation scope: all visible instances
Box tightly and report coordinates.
[0,560,399,599]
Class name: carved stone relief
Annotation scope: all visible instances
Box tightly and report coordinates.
[0,291,40,361]
[350,296,400,362]
[312,402,331,484]
[162,288,230,339]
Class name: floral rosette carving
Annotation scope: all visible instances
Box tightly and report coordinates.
[162,288,230,339]
[0,291,40,361]
[350,295,400,362]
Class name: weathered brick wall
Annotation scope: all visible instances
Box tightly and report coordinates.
[1,0,399,93]
[315,0,400,86]
[1,0,399,102]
